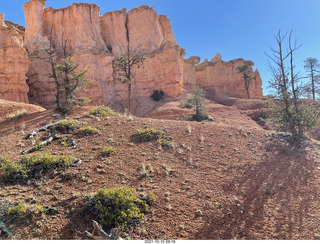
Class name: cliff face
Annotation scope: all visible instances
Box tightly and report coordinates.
[24,0,185,108]
[183,56,200,90]
[0,13,30,103]
[0,0,263,107]
[100,5,185,102]
[184,54,263,99]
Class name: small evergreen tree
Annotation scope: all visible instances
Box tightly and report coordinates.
[266,30,320,143]
[45,32,89,114]
[55,56,89,113]
[113,49,146,115]
[190,85,208,121]
[236,63,255,99]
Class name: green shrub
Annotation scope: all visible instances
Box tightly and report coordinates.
[89,105,120,117]
[150,90,164,102]
[84,187,148,234]
[134,128,165,142]
[51,120,79,133]
[101,146,115,157]
[0,152,77,182]
[79,126,100,136]
[180,97,194,109]
[157,138,173,148]
[4,202,45,226]
[59,137,74,147]
[0,159,29,181]
[7,202,27,217]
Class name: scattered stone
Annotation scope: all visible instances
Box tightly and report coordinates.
[195,209,203,217]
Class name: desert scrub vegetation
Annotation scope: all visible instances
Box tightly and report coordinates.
[83,187,149,236]
[134,128,165,142]
[79,126,100,136]
[51,119,79,133]
[0,200,51,237]
[150,90,164,101]
[0,152,78,182]
[101,146,115,157]
[157,138,173,148]
[180,96,194,109]
[139,164,153,178]
[88,105,120,117]
[59,137,75,147]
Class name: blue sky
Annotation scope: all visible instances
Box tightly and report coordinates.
[1,0,320,95]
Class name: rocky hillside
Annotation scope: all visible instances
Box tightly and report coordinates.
[0,98,320,240]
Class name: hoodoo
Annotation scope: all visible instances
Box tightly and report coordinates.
[23,0,185,108]
[0,13,30,103]
[0,0,263,107]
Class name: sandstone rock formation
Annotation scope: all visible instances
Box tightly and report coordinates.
[184,54,263,100]
[24,0,185,108]
[0,0,263,108]
[0,13,30,103]
[183,56,200,90]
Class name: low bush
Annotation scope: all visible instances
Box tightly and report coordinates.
[79,126,100,136]
[150,90,164,102]
[51,120,79,133]
[101,146,115,157]
[0,152,77,182]
[134,128,165,142]
[2,202,45,227]
[157,138,173,148]
[180,97,194,109]
[83,187,148,235]
[88,105,120,117]
[59,137,74,147]
[6,202,27,217]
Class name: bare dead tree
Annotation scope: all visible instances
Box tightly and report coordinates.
[266,30,320,142]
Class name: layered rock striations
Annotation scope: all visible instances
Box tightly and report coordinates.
[184,53,263,99]
[24,0,185,107]
[24,0,111,107]
[183,56,200,90]
[0,13,30,103]
[1,0,263,107]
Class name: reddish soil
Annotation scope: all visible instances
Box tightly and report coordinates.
[1,99,320,240]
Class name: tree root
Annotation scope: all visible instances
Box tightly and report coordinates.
[85,220,122,240]
[25,121,64,140]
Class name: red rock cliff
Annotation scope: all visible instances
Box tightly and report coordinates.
[0,13,30,103]
[184,53,263,99]
[23,0,185,108]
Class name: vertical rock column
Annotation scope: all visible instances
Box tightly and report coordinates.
[23,0,112,107]
[0,13,30,103]
[23,0,56,107]
[183,56,200,90]
[23,0,46,46]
